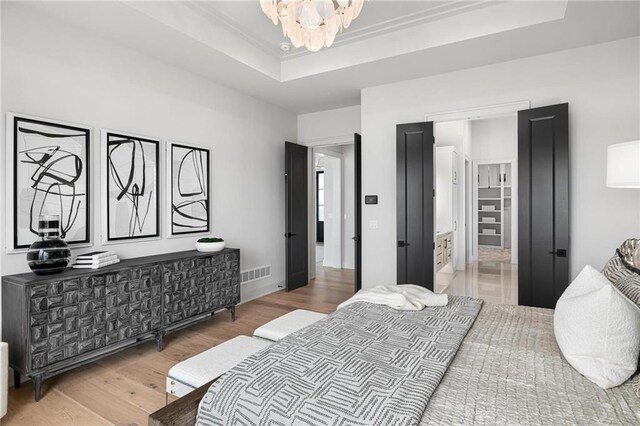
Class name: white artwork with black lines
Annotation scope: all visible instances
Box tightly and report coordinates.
[169,142,210,236]
[104,131,159,241]
[9,113,91,250]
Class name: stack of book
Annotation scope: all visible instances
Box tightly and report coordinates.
[72,251,120,269]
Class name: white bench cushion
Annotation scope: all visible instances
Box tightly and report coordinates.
[167,335,271,397]
[253,309,328,342]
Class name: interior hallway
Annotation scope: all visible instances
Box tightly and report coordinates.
[437,262,518,305]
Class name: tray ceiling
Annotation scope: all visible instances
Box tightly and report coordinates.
[17,1,640,113]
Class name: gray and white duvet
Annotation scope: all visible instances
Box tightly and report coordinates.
[196,299,640,425]
[197,296,483,425]
[421,303,640,425]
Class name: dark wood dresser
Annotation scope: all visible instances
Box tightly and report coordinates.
[2,249,240,401]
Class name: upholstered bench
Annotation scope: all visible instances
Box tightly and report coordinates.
[253,309,328,342]
[166,335,271,402]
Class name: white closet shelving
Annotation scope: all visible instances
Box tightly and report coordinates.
[477,163,512,248]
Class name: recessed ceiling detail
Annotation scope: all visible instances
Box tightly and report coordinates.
[126,0,569,82]
[21,1,640,113]
[260,0,365,52]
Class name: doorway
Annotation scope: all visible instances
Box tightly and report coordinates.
[432,116,518,304]
[411,102,569,308]
[310,142,358,294]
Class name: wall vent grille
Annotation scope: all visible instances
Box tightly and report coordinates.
[241,265,272,284]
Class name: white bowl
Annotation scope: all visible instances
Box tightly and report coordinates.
[195,241,226,253]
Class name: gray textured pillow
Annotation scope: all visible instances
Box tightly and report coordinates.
[602,255,634,282]
[602,245,640,307]
[614,274,640,306]
[617,238,640,274]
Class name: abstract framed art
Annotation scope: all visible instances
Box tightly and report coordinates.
[6,113,91,251]
[102,130,160,242]
[167,141,210,237]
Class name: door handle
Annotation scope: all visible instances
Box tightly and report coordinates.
[548,249,567,257]
[398,241,411,248]
[284,232,297,238]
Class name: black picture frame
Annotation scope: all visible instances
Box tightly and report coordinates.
[11,114,91,250]
[169,142,210,236]
[105,131,160,242]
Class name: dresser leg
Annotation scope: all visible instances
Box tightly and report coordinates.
[13,370,20,389]
[156,331,164,352]
[230,305,236,322]
[33,376,42,402]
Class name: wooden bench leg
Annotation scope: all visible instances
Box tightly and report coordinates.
[14,369,20,389]
[230,305,236,322]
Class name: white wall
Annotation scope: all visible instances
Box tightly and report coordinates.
[361,37,640,288]
[323,156,342,268]
[298,105,361,146]
[470,116,517,161]
[435,121,466,270]
[1,5,296,301]
[435,147,454,233]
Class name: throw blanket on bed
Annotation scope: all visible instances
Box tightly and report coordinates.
[337,284,448,311]
[197,296,482,426]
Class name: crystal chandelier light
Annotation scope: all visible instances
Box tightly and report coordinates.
[260,0,365,52]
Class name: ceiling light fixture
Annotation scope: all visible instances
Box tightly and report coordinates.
[260,0,365,52]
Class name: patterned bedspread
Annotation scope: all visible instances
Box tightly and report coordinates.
[421,303,640,425]
[197,296,483,426]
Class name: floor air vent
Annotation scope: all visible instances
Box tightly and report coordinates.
[241,265,272,284]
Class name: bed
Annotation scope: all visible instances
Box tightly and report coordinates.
[149,297,640,425]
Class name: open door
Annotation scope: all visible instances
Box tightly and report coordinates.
[285,142,309,291]
[518,103,569,308]
[354,133,362,292]
[397,122,435,290]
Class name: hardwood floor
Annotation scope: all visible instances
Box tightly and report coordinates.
[5,268,355,426]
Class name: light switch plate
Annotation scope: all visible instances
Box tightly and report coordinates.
[365,195,378,204]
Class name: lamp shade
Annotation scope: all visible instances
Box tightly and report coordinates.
[607,140,640,188]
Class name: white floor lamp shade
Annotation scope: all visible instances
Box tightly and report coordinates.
[607,140,640,188]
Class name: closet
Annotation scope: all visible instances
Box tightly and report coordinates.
[477,162,512,249]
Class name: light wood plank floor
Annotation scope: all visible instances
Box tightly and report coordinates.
[5,268,355,426]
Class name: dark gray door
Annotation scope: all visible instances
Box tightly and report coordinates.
[354,133,362,291]
[285,142,309,291]
[518,103,569,308]
[397,122,434,290]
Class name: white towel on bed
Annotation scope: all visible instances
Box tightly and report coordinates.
[338,284,448,311]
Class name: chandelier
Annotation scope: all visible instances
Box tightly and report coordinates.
[260,0,365,52]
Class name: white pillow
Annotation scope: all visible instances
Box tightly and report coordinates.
[554,265,640,389]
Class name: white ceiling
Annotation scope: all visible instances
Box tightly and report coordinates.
[189,1,491,58]
[20,1,640,114]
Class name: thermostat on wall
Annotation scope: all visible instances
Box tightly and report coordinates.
[365,195,378,205]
